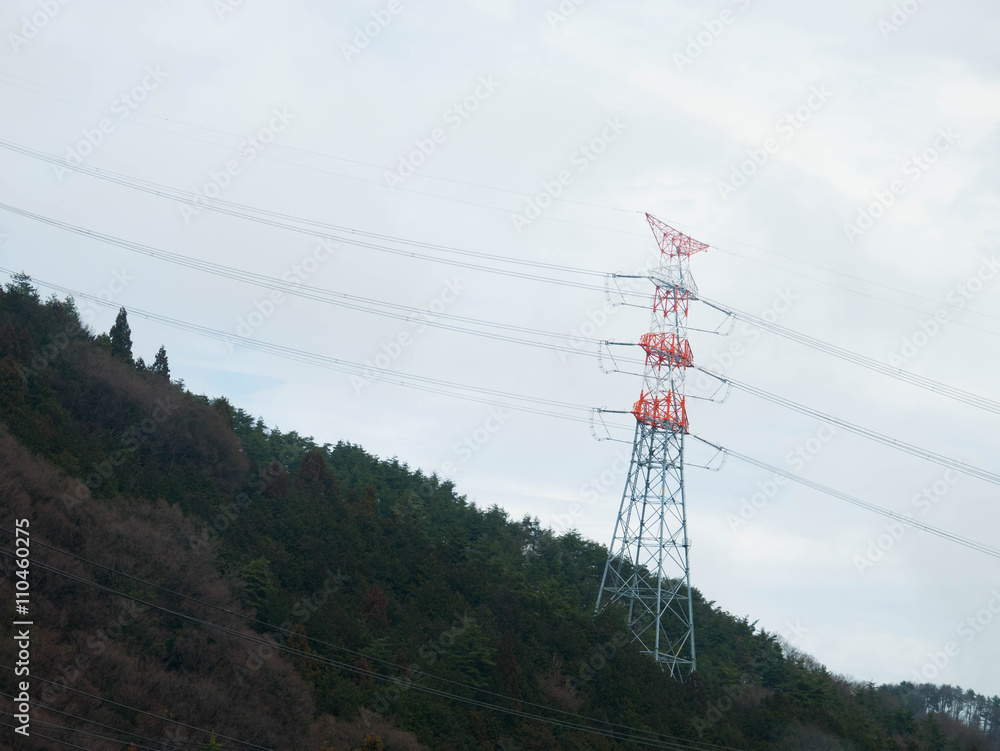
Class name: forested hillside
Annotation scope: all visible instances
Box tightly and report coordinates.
[2,274,997,750]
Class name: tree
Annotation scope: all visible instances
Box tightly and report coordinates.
[152,345,170,380]
[200,735,225,751]
[5,272,38,300]
[359,480,379,517]
[361,584,389,630]
[497,630,522,701]
[109,307,133,364]
[241,558,280,618]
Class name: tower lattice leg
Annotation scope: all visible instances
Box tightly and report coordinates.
[595,214,706,679]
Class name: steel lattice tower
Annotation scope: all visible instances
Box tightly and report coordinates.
[595,213,707,680]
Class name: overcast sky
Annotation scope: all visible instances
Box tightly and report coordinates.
[2,0,998,696]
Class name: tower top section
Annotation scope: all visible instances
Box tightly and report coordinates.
[645,213,709,259]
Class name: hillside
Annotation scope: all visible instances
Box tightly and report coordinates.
[1,273,998,750]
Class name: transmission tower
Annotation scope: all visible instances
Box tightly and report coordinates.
[595,213,707,680]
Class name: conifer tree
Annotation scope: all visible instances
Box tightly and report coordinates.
[108,307,133,364]
[200,735,225,751]
[152,345,170,380]
[5,271,38,300]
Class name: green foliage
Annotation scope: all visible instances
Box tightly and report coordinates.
[109,306,134,364]
[240,557,283,622]
[152,344,170,380]
[5,271,39,300]
[200,734,225,751]
[1,281,997,751]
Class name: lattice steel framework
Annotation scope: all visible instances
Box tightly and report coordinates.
[595,213,707,680]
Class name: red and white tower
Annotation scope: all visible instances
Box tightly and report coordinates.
[595,213,707,679]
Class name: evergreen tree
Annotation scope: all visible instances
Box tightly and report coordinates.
[109,307,133,364]
[5,271,38,300]
[200,734,225,751]
[240,558,280,620]
[152,345,170,380]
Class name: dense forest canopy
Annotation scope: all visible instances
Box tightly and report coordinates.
[1,274,997,750]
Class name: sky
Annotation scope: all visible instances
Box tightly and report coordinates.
[1,0,999,697]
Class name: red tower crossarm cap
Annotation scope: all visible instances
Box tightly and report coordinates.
[645,213,709,258]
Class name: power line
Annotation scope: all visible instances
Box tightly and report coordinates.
[694,365,1000,487]
[0,203,613,356]
[7,134,998,338]
[689,435,1000,560]
[10,269,994,490]
[6,111,998,335]
[0,710,197,751]
[11,266,997,484]
[9,68,998,337]
[708,244,1000,328]
[10,199,996,426]
[648,215,1000,327]
[0,528,743,751]
[697,297,1000,415]
[0,73,641,234]
[0,719,104,751]
[0,695,198,751]
[0,668,276,751]
[0,551,746,751]
[0,138,640,293]
[2,270,635,432]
